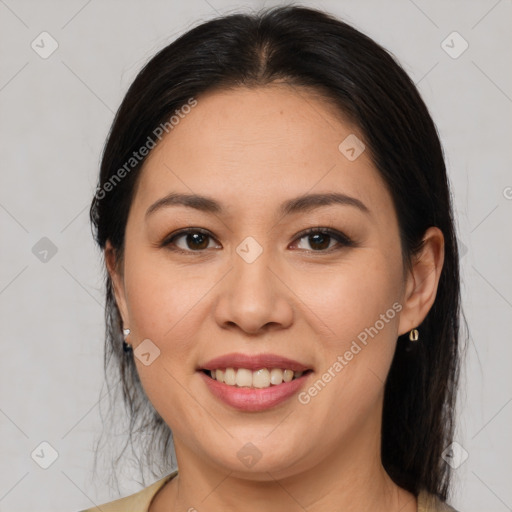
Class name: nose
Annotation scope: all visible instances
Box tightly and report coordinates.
[213,240,294,335]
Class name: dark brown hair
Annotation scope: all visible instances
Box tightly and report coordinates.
[90,4,464,501]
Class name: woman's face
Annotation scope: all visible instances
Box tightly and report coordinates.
[108,84,435,479]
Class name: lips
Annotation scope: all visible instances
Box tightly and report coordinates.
[199,370,311,411]
[197,352,313,411]
[199,352,312,373]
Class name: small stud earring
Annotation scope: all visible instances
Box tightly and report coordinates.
[409,328,419,341]
[122,327,132,352]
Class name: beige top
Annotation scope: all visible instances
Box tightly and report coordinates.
[78,470,458,512]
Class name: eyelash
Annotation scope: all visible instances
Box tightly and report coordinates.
[160,227,355,254]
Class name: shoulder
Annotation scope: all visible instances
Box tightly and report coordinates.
[417,489,460,512]
[76,471,178,512]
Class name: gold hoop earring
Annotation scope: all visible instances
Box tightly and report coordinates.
[409,328,419,341]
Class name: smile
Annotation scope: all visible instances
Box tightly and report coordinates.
[203,367,310,388]
[199,369,313,412]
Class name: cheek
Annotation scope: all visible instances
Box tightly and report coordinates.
[124,244,201,329]
[122,252,213,434]
[122,248,218,376]
[295,251,402,411]
[294,250,402,345]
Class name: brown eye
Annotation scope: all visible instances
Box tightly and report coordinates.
[292,228,354,252]
[162,229,220,252]
[300,232,333,251]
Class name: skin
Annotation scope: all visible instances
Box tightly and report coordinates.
[105,84,444,512]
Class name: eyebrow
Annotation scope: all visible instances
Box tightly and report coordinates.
[145,191,370,219]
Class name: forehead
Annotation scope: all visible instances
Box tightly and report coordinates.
[132,85,392,218]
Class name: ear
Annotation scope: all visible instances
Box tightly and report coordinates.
[105,240,129,327]
[398,227,445,336]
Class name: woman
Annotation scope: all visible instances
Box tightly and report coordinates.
[82,5,463,511]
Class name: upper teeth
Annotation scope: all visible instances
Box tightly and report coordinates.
[210,368,304,388]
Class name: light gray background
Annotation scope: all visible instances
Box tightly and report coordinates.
[1,1,511,511]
